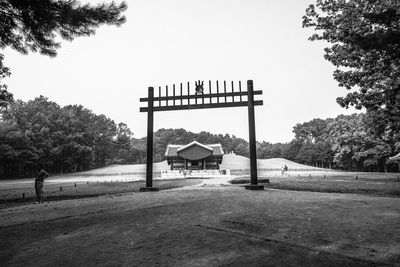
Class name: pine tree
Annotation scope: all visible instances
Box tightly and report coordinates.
[0,0,127,102]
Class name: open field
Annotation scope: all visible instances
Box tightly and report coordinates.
[2,169,400,204]
[0,179,203,206]
[1,155,400,203]
[0,155,322,204]
[31,154,322,177]
[232,171,400,198]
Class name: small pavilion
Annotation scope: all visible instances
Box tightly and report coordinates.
[165,141,224,170]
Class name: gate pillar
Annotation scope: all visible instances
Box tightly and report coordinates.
[140,87,159,192]
[245,80,264,190]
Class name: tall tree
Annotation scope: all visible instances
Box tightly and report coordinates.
[293,118,330,143]
[0,0,127,95]
[295,142,318,166]
[0,0,127,57]
[303,1,400,135]
[281,140,302,161]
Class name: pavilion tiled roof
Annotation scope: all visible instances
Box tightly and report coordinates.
[207,143,224,156]
[177,141,213,153]
[165,142,224,157]
[165,145,181,157]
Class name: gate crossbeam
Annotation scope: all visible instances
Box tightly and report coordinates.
[140,90,262,102]
[140,100,263,112]
[140,90,263,112]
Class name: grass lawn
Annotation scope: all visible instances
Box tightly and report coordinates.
[231,171,400,197]
[3,170,400,206]
[0,179,203,206]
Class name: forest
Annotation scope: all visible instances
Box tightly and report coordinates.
[1,1,399,178]
[1,96,399,179]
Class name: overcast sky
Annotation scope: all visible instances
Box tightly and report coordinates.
[3,0,358,143]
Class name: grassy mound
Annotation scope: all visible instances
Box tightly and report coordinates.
[220,154,322,170]
[75,155,321,176]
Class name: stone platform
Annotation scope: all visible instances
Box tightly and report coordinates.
[160,169,231,179]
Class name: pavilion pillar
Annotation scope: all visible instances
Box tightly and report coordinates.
[245,80,264,190]
[140,87,159,192]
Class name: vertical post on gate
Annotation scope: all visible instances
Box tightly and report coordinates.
[245,80,264,190]
[140,87,159,192]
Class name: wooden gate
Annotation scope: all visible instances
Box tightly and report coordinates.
[139,80,264,191]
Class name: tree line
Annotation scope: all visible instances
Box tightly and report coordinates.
[282,114,399,172]
[140,114,399,172]
[148,114,399,173]
[1,96,399,179]
[0,96,252,178]
[0,96,133,178]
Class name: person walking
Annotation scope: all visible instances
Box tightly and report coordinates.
[281,165,288,175]
[35,166,49,203]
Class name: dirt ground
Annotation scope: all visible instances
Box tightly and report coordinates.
[1,182,400,266]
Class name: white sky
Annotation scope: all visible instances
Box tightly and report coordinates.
[2,0,358,143]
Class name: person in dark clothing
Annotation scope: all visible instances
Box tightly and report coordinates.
[281,164,288,175]
[35,167,49,203]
